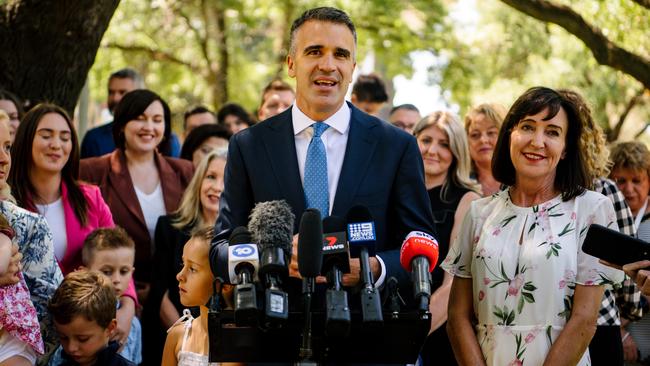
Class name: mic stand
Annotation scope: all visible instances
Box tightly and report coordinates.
[325,267,350,336]
[359,248,383,324]
[234,270,258,326]
[383,277,405,320]
[299,277,315,361]
[412,257,431,320]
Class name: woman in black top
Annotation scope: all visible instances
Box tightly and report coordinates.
[142,148,227,365]
[414,111,480,365]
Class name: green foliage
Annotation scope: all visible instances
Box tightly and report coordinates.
[88,0,449,131]
[440,0,649,140]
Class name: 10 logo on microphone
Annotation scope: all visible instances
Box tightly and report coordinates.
[348,222,376,242]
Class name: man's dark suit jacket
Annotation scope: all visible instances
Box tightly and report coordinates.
[214,102,435,287]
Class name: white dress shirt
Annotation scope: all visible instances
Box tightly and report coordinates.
[292,102,386,287]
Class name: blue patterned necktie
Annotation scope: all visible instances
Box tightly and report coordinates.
[304,122,330,218]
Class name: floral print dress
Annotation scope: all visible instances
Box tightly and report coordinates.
[442,190,624,366]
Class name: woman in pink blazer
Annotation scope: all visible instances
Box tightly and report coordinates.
[8,103,136,345]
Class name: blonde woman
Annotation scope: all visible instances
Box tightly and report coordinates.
[143,148,227,365]
[414,111,481,365]
[464,103,506,196]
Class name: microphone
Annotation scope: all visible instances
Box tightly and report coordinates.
[297,209,323,360]
[400,231,439,315]
[248,200,294,328]
[321,215,351,336]
[228,227,259,326]
[345,205,383,324]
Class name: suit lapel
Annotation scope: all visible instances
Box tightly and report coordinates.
[332,105,379,216]
[108,150,146,227]
[261,110,306,214]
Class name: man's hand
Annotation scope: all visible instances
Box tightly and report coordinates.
[622,260,650,296]
[622,329,639,362]
[112,296,135,350]
[0,243,21,286]
[342,256,380,287]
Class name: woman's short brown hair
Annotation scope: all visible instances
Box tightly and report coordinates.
[609,141,650,180]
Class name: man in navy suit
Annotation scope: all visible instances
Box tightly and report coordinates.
[214,7,434,290]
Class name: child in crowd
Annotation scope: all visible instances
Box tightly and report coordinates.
[162,227,234,366]
[48,269,135,366]
[0,213,44,365]
[48,227,142,365]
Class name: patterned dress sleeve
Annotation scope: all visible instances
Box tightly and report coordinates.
[576,194,624,286]
[441,204,476,278]
[2,202,64,360]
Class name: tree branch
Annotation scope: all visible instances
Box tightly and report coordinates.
[631,0,650,10]
[500,0,650,90]
[609,87,646,141]
[634,122,650,139]
[103,42,202,73]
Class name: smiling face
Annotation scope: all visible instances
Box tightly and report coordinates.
[467,113,499,168]
[55,315,115,366]
[509,107,568,187]
[417,125,453,186]
[123,100,165,154]
[31,113,72,176]
[177,237,214,307]
[200,158,226,223]
[287,20,356,121]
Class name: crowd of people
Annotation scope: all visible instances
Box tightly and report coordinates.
[0,5,649,366]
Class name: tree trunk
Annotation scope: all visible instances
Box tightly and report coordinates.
[0,0,120,114]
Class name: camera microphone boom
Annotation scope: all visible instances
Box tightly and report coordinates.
[248,200,295,328]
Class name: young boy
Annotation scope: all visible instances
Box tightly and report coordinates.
[48,270,135,366]
[81,227,142,365]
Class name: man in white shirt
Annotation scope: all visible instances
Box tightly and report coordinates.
[214,6,434,298]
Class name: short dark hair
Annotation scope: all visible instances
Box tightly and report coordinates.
[49,269,117,328]
[184,106,215,128]
[109,68,144,88]
[180,123,232,161]
[112,89,173,156]
[82,227,135,266]
[492,86,587,201]
[352,74,389,103]
[389,104,419,116]
[9,103,88,225]
[0,89,24,118]
[217,103,253,126]
[289,7,357,57]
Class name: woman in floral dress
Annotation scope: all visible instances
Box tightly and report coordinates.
[443,87,623,365]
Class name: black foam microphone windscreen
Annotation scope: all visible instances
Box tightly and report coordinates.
[298,208,324,278]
